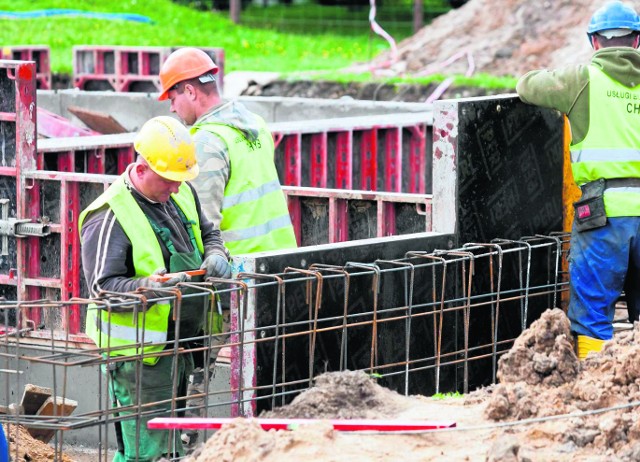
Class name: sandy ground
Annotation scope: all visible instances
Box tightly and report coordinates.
[363,0,606,78]
[185,309,640,462]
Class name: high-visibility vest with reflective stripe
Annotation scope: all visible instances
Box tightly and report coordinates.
[192,116,297,254]
[79,175,204,365]
[571,66,640,217]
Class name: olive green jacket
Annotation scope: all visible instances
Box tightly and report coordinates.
[516,47,640,145]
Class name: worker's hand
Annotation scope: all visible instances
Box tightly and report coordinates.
[146,268,192,287]
[136,269,191,301]
[200,254,232,279]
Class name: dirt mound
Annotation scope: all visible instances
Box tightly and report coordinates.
[362,0,599,78]
[494,308,580,387]
[4,424,75,462]
[486,309,640,458]
[187,309,640,461]
[260,370,406,419]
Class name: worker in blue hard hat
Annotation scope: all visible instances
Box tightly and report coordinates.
[516,0,640,359]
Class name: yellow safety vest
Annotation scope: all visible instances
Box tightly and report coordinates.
[571,66,640,217]
[192,116,297,254]
[79,175,204,365]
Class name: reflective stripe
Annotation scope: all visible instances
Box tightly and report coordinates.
[98,315,167,344]
[222,180,282,209]
[571,148,640,163]
[606,187,640,194]
[222,214,293,242]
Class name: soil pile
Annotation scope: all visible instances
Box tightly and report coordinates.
[3,423,75,462]
[260,369,407,419]
[486,309,640,459]
[364,0,600,78]
[256,0,608,101]
[186,309,640,461]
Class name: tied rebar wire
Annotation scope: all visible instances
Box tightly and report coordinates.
[463,243,504,383]
[0,233,570,460]
[283,267,324,388]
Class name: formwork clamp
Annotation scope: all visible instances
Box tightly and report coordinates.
[0,199,51,256]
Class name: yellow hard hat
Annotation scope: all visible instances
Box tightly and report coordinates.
[134,116,199,182]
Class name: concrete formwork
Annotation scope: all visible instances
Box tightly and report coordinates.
[1,58,571,455]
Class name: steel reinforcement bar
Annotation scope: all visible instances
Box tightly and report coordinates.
[0,232,569,460]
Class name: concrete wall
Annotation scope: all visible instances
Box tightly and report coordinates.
[37,90,432,132]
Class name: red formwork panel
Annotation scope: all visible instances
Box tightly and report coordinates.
[0,45,51,89]
[73,45,225,94]
[271,117,432,243]
[272,117,431,195]
[0,62,138,336]
[282,186,431,246]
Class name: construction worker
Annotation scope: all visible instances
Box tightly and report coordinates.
[516,0,640,359]
[79,116,231,461]
[158,48,298,447]
[158,47,297,255]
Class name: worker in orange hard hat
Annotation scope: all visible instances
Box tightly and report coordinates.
[158,47,296,255]
[158,46,297,449]
[517,0,640,360]
[79,116,231,461]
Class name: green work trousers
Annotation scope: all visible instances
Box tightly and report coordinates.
[109,352,194,462]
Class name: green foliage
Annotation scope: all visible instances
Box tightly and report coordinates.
[300,71,517,91]
[0,0,506,92]
[431,391,463,400]
[0,0,390,74]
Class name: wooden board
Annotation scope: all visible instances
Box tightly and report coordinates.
[20,384,52,416]
[28,396,78,443]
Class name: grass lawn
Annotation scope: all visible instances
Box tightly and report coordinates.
[0,0,515,90]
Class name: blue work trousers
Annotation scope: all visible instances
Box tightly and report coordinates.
[568,217,640,340]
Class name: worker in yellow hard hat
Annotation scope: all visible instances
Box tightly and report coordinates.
[516,1,640,359]
[79,116,232,461]
[158,47,298,448]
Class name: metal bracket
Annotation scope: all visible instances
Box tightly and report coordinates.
[0,198,51,256]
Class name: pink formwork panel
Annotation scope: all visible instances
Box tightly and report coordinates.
[73,45,225,93]
[0,45,51,89]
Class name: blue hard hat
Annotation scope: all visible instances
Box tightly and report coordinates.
[587,1,640,35]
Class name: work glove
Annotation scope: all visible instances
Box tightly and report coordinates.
[200,254,232,279]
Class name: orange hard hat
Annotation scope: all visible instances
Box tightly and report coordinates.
[158,48,219,101]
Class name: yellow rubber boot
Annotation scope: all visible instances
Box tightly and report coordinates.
[576,335,605,360]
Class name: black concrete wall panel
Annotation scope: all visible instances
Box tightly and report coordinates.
[248,233,457,413]
[452,96,565,390]
[455,95,564,242]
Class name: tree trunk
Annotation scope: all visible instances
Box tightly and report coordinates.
[230,0,241,23]
[413,0,423,33]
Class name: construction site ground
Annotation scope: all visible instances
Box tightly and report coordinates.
[6,1,637,460]
[176,309,640,462]
[8,308,640,461]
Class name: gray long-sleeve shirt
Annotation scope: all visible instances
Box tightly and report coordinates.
[80,168,227,298]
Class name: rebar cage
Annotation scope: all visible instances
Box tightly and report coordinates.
[0,232,569,460]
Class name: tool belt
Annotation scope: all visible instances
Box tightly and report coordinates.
[573,177,640,232]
